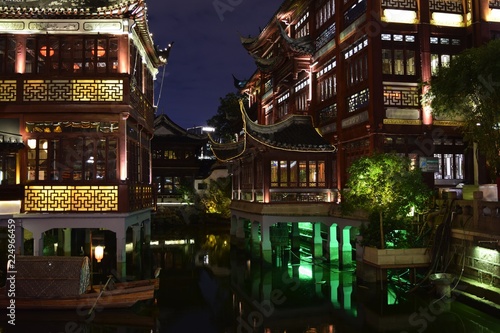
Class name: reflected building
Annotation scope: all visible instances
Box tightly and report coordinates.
[0,0,168,279]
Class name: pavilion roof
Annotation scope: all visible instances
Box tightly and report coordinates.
[153,114,207,142]
[210,101,336,162]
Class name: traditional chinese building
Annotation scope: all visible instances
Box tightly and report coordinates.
[152,114,214,205]
[240,0,500,190]
[0,0,168,280]
[210,103,360,267]
[215,0,500,267]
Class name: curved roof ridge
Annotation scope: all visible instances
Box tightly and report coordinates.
[239,100,336,153]
[277,21,315,55]
[209,132,246,162]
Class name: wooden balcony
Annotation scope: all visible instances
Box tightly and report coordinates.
[22,182,154,213]
[0,77,154,129]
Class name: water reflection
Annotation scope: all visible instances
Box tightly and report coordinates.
[3,308,155,333]
[2,225,500,333]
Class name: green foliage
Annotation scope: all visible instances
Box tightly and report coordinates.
[424,39,500,181]
[359,213,424,249]
[177,178,197,205]
[207,92,247,143]
[200,177,232,219]
[342,153,432,248]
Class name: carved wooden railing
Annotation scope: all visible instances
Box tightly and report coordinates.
[22,181,154,213]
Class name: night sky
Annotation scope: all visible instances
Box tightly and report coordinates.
[145,0,282,129]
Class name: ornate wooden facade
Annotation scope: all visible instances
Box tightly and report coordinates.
[238,0,500,190]
[0,0,168,279]
[214,0,500,267]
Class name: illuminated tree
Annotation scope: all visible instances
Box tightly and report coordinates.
[342,153,432,249]
[200,177,232,219]
[423,39,500,182]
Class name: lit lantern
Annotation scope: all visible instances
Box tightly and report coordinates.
[94,245,104,263]
[39,46,55,57]
[92,46,106,57]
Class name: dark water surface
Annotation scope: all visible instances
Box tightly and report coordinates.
[2,223,500,333]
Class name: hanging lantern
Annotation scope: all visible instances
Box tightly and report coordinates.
[39,45,55,57]
[94,245,105,262]
[92,45,106,57]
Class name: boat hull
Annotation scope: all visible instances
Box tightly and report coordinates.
[1,280,157,310]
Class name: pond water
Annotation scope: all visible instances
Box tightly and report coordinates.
[2,223,500,333]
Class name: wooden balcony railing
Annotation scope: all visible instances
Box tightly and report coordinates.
[22,182,154,213]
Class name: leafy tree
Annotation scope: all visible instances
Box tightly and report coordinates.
[200,177,232,219]
[423,39,500,182]
[207,92,247,143]
[342,153,432,249]
[206,92,241,143]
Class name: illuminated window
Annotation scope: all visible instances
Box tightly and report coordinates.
[299,161,307,187]
[394,50,404,75]
[316,0,335,28]
[382,49,392,74]
[290,161,298,186]
[406,50,415,75]
[277,92,290,119]
[381,33,417,76]
[26,134,117,182]
[25,36,118,75]
[431,53,451,74]
[280,161,288,187]
[441,54,451,67]
[295,12,310,38]
[271,160,278,186]
[433,152,464,181]
[431,54,439,75]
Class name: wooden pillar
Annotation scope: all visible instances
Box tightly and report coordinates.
[15,35,26,74]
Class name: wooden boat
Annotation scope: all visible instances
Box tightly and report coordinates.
[1,278,158,310]
[1,256,159,310]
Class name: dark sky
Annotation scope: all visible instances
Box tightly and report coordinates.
[145,0,282,129]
